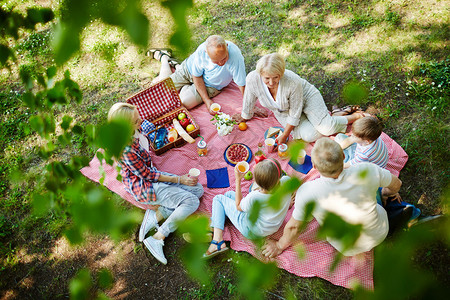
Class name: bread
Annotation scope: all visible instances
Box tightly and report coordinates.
[267,127,281,138]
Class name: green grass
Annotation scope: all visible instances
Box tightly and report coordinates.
[0,0,449,298]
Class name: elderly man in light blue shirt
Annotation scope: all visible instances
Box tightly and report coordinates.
[152,35,246,114]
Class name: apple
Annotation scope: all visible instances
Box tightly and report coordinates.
[244,171,253,180]
[186,124,195,132]
[179,118,190,128]
[178,112,186,120]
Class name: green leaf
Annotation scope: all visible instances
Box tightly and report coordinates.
[32,193,54,216]
[26,7,54,25]
[69,269,92,300]
[65,227,84,245]
[318,212,362,253]
[97,268,114,289]
[47,66,57,79]
[248,200,262,225]
[61,115,73,130]
[0,43,14,66]
[119,2,149,47]
[267,177,301,210]
[52,22,81,65]
[342,81,368,105]
[237,258,278,300]
[97,119,132,159]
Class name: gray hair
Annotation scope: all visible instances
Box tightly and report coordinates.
[206,35,227,51]
[311,138,344,177]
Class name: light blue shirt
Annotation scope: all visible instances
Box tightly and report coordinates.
[185,41,246,90]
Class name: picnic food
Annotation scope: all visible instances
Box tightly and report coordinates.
[179,118,190,128]
[178,112,186,120]
[267,127,281,138]
[186,124,195,132]
[173,119,195,143]
[226,143,249,165]
[167,128,178,142]
[244,171,253,180]
[238,122,248,131]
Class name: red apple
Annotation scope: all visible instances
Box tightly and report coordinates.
[179,118,190,128]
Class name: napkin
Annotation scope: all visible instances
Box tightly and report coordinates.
[206,167,230,188]
[288,155,313,174]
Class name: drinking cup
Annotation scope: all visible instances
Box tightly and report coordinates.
[188,168,200,179]
[236,161,249,174]
[265,138,276,153]
[297,149,306,165]
[210,103,221,113]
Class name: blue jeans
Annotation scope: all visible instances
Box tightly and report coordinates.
[152,171,203,237]
[211,191,252,239]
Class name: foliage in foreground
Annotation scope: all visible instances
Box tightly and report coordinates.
[1,0,449,299]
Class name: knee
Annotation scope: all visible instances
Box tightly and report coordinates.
[299,127,323,143]
[179,85,202,109]
[224,191,235,199]
[193,183,204,198]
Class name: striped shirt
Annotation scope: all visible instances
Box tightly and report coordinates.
[349,137,389,168]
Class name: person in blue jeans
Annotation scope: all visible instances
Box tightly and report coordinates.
[204,158,292,258]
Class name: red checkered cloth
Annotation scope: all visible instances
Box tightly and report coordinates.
[81,82,409,290]
[127,78,180,121]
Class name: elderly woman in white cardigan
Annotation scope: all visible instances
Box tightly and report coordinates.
[233,53,366,143]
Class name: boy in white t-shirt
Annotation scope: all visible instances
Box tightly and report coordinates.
[336,116,389,169]
[204,158,292,258]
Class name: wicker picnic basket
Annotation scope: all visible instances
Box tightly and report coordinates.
[126,78,200,155]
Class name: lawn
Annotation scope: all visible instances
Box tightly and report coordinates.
[0,0,448,299]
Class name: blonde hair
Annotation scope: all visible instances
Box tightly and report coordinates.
[253,159,282,191]
[352,116,383,142]
[206,35,226,50]
[256,53,286,78]
[311,138,343,177]
[108,102,137,123]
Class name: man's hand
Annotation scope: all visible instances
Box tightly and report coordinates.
[262,239,283,259]
[382,192,402,206]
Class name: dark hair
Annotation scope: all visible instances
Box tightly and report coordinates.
[253,159,281,191]
[352,117,383,142]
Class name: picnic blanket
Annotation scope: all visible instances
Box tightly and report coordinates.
[80,82,408,290]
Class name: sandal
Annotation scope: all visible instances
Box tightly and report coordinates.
[203,240,229,259]
[168,58,181,68]
[331,105,361,116]
[147,48,172,61]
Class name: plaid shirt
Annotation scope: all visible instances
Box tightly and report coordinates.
[120,137,161,203]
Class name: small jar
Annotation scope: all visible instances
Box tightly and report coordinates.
[278,143,288,159]
[197,140,207,156]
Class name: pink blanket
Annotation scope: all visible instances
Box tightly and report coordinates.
[81,82,408,290]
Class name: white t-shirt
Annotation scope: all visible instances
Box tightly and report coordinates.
[292,163,392,256]
[240,176,291,237]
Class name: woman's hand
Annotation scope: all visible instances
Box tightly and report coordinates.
[180,174,198,186]
[276,132,289,145]
[234,166,245,181]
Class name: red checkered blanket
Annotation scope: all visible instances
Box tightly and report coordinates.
[81,82,408,290]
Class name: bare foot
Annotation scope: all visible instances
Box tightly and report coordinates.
[253,106,268,118]
[232,113,245,123]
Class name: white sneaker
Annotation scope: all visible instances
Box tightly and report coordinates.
[139,210,158,242]
[143,236,167,265]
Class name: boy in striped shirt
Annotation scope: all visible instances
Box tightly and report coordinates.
[337,116,389,169]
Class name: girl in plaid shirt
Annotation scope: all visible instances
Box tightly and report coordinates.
[108,103,204,264]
